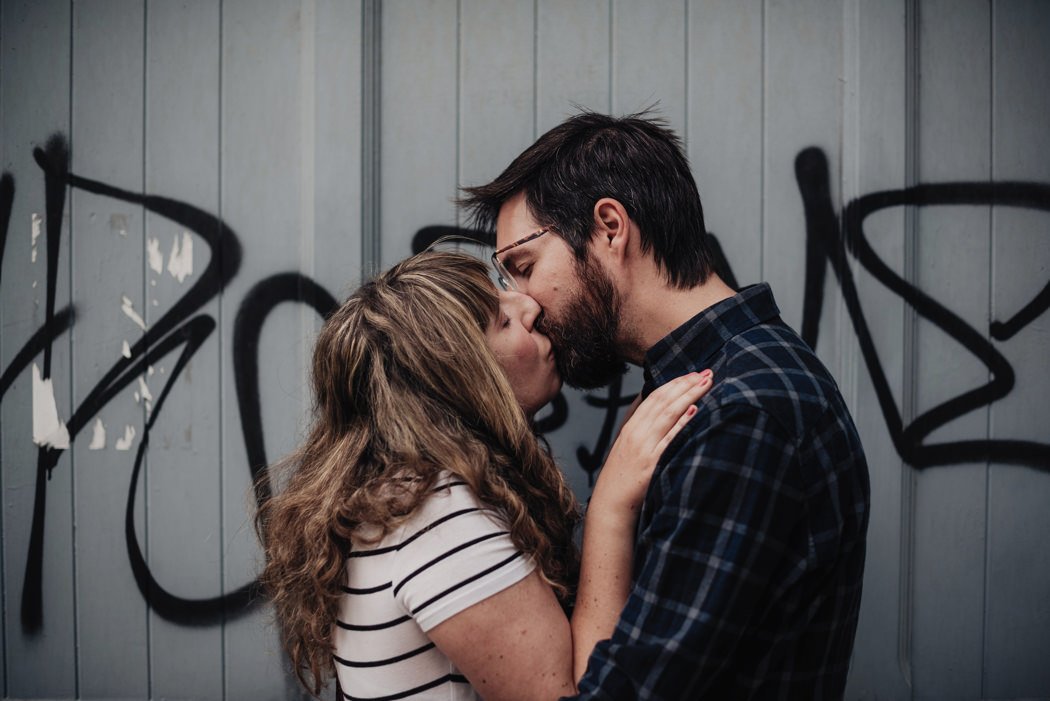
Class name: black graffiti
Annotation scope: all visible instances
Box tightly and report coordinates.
[0,133,339,631]
[797,146,1050,469]
[415,151,1049,476]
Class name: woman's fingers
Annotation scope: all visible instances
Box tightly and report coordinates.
[632,370,713,437]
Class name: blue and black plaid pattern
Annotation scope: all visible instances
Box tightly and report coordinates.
[572,284,870,700]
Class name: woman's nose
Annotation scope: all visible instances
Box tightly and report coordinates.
[507,291,542,330]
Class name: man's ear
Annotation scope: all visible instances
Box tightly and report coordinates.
[592,197,631,263]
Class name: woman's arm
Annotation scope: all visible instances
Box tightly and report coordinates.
[426,371,712,699]
[571,370,713,681]
[428,569,575,700]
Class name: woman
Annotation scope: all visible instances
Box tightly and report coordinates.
[256,251,711,700]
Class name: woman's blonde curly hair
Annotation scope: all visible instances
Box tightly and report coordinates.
[255,251,581,696]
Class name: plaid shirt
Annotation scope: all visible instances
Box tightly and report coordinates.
[571,283,870,700]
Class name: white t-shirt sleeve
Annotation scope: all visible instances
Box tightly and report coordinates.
[390,480,536,633]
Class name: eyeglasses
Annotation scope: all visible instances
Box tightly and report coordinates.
[491,227,551,291]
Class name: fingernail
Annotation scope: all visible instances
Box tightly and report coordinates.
[686,405,697,416]
[700,368,712,377]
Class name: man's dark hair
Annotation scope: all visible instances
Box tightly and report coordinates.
[458,110,714,288]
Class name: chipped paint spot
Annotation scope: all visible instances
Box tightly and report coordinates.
[152,299,158,307]
[121,295,147,330]
[31,213,42,263]
[138,376,154,415]
[147,365,155,377]
[133,390,140,403]
[110,213,128,237]
[122,340,132,358]
[147,236,164,274]
[168,231,193,283]
[89,418,106,450]
[115,425,136,451]
[32,363,70,450]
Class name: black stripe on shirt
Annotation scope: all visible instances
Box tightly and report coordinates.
[432,480,467,492]
[335,615,411,631]
[347,508,481,559]
[342,582,392,595]
[392,531,509,597]
[342,674,469,701]
[410,551,523,615]
[333,642,435,668]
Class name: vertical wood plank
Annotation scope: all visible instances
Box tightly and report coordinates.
[612,0,687,136]
[840,0,914,698]
[221,0,309,697]
[910,1,991,698]
[380,0,458,265]
[314,0,363,296]
[536,0,610,133]
[763,0,843,341]
[459,0,535,190]
[0,0,77,696]
[687,0,763,287]
[984,1,1050,696]
[70,0,150,695]
[144,0,224,698]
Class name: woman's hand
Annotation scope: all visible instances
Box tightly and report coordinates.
[571,369,714,681]
[591,370,714,516]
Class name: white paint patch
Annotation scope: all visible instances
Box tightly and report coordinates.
[133,390,140,403]
[152,299,158,307]
[32,363,70,450]
[115,425,136,451]
[147,365,155,377]
[122,340,132,358]
[121,295,147,330]
[147,237,164,274]
[150,279,157,287]
[168,231,193,283]
[89,418,106,450]
[31,213,42,263]
[32,280,37,288]
[110,213,128,237]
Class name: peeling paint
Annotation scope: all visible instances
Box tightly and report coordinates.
[31,213,42,262]
[138,376,154,414]
[121,295,147,330]
[168,231,193,283]
[147,236,164,274]
[115,425,136,451]
[147,365,155,376]
[122,340,132,358]
[88,418,106,450]
[32,363,70,450]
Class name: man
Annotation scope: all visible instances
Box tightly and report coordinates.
[459,112,870,699]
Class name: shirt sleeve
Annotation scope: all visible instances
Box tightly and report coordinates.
[390,481,536,633]
[571,401,807,700]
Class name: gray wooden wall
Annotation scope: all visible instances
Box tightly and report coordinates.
[1,1,1047,699]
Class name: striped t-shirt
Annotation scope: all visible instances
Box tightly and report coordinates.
[333,476,535,700]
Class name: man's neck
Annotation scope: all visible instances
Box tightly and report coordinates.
[619,273,737,365]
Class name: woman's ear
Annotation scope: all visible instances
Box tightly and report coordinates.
[592,197,631,262]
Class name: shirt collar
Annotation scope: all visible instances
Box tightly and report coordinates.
[642,283,781,393]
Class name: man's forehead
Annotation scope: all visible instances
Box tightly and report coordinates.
[495,194,538,245]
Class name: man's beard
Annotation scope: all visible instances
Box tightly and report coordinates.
[537,256,628,390]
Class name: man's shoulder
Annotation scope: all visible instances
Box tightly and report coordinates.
[713,319,847,434]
